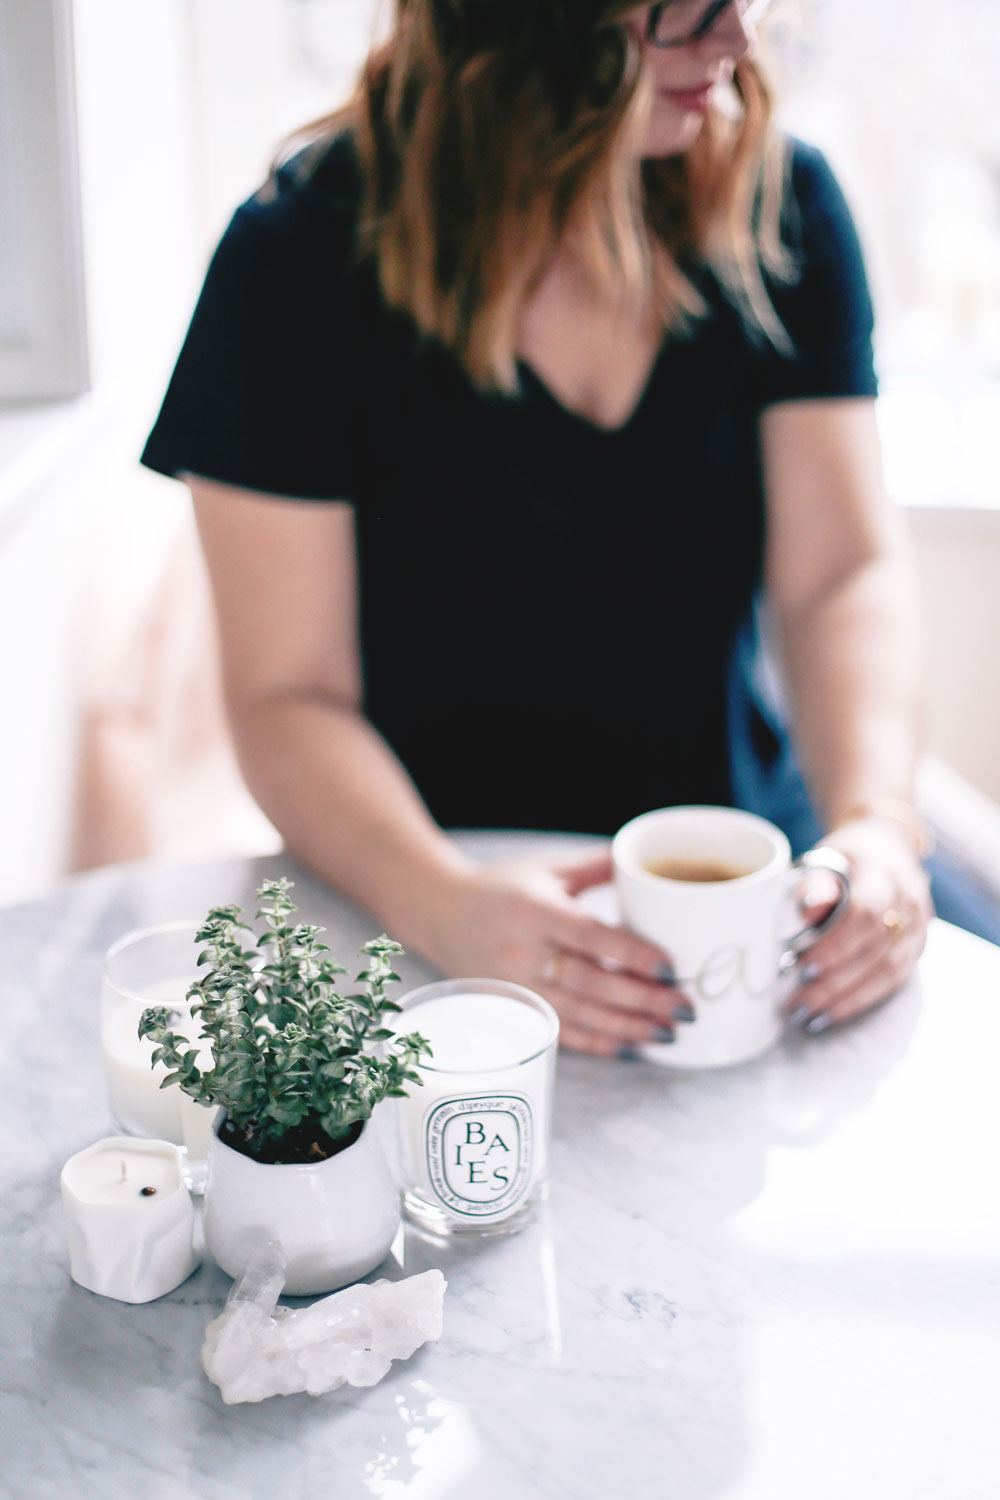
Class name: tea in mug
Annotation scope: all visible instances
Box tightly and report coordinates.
[642,858,755,883]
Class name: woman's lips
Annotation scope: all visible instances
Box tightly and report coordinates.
[658,84,715,113]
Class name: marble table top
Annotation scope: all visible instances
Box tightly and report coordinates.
[2,836,999,1500]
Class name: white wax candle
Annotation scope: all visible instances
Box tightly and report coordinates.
[61,1137,199,1302]
[101,976,218,1147]
[73,1148,180,1204]
[395,988,557,1227]
[407,994,552,1070]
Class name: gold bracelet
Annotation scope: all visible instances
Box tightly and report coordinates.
[832,798,935,859]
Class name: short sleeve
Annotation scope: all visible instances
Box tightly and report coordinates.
[754,140,878,408]
[141,142,362,501]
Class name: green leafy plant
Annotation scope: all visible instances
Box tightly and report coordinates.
[138,878,430,1164]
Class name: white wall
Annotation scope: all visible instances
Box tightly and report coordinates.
[908,509,1000,803]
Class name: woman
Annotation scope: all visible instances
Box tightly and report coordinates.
[142,0,933,1055]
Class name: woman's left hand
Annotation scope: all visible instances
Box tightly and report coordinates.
[784,817,934,1033]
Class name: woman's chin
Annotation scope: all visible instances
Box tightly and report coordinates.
[641,108,707,160]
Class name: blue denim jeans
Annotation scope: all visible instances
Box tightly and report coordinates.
[726,618,1000,948]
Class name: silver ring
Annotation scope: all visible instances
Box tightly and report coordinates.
[540,953,561,984]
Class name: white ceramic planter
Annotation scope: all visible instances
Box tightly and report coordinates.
[203,1117,400,1295]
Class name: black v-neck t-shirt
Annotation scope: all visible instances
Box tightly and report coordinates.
[142,133,877,835]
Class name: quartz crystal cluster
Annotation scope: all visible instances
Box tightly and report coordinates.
[202,1240,446,1404]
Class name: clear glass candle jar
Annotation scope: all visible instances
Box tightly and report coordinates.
[101,920,218,1190]
[392,978,559,1237]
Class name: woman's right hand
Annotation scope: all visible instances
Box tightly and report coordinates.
[419,847,695,1057]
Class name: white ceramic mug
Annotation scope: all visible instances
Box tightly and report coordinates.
[612,806,851,1068]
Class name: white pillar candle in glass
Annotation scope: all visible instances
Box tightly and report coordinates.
[60,1137,199,1302]
[101,922,219,1188]
[393,979,559,1237]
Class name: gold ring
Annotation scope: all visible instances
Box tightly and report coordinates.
[881,908,909,943]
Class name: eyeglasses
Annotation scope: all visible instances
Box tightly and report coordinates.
[646,0,773,49]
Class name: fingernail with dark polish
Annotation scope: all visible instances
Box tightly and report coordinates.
[672,1001,696,1024]
[655,962,677,986]
[652,1027,676,1044]
[805,1012,832,1035]
[800,963,821,984]
[619,1044,641,1061]
[786,1002,812,1027]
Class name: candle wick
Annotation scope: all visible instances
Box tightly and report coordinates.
[120,1160,127,1182]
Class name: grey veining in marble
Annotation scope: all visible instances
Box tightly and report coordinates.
[1,840,999,1500]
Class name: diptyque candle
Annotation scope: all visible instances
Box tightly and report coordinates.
[393,980,559,1236]
[60,1137,199,1302]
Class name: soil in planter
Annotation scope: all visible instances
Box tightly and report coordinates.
[218,1114,364,1165]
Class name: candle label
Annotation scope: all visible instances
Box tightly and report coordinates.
[424,1094,534,1219]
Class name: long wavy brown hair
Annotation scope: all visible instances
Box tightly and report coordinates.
[290,0,793,390]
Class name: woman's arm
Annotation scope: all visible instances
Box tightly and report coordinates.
[189,476,685,1054]
[763,398,921,817]
[761,398,933,1028]
[189,476,471,944]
